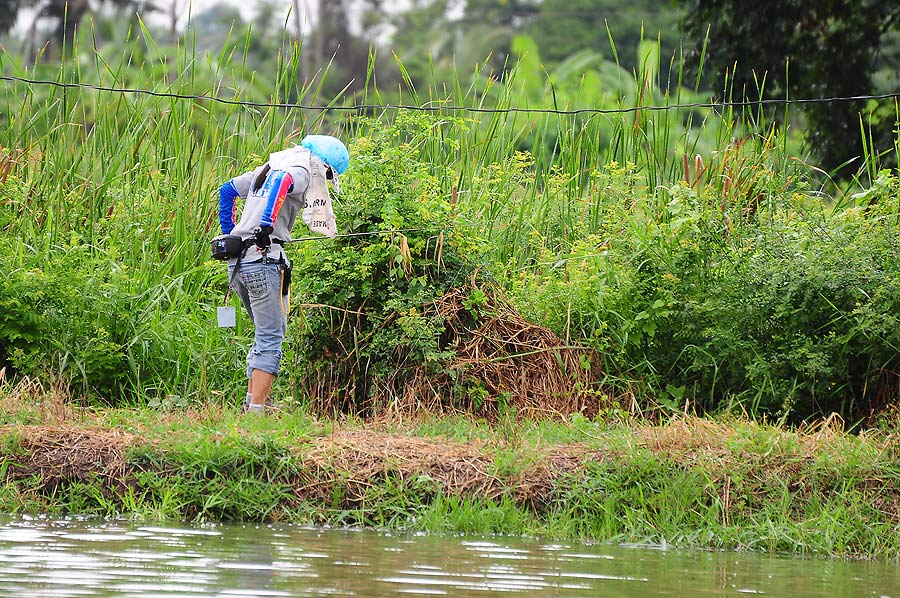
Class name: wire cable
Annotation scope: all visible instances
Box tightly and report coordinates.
[2,74,899,116]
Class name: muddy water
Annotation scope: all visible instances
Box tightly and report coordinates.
[0,516,897,597]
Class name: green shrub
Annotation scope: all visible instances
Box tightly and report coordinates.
[0,235,241,406]
[0,241,130,399]
[681,188,900,419]
[510,170,900,422]
[286,114,483,413]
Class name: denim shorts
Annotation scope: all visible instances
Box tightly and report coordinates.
[229,260,287,378]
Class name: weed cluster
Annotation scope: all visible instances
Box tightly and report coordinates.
[2,411,899,557]
[510,172,900,421]
[285,115,478,413]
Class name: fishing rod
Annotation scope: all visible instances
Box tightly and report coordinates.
[212,226,447,261]
[213,225,448,327]
[282,226,447,243]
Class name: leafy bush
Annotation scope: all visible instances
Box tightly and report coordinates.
[680,186,900,420]
[0,241,130,399]
[0,230,240,406]
[510,169,900,422]
[285,115,483,413]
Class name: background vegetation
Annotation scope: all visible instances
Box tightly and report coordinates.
[3,0,899,175]
[0,2,900,425]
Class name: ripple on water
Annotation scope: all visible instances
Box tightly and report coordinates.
[0,518,898,598]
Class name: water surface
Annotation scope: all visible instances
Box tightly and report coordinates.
[0,517,896,597]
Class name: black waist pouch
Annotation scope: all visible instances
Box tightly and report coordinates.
[211,234,244,260]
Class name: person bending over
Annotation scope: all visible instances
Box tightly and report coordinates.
[218,135,349,413]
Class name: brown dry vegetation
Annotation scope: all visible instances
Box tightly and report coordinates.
[4,397,900,527]
[302,430,601,509]
[304,284,610,419]
[430,286,605,417]
[1,419,602,513]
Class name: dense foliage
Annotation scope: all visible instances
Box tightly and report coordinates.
[510,169,900,420]
[0,27,899,423]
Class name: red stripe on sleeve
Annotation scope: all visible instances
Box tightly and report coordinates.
[269,173,293,225]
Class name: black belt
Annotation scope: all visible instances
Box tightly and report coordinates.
[240,238,285,250]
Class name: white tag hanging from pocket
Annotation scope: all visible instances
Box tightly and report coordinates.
[218,262,241,328]
[217,306,236,328]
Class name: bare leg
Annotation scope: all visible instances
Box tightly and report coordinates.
[249,368,276,408]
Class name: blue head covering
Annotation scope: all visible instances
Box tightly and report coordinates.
[300,135,350,175]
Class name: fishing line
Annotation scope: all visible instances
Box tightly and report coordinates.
[283,226,446,243]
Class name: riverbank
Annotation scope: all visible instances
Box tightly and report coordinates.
[2,384,899,559]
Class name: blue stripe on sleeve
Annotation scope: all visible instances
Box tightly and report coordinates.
[218,181,239,234]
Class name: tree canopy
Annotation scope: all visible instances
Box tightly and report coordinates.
[678,0,900,175]
[3,0,156,55]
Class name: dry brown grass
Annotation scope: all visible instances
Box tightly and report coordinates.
[5,366,900,528]
[295,280,614,420]
[4,425,138,495]
[302,429,600,507]
[4,411,900,530]
[342,283,610,421]
[631,414,900,525]
[2,421,603,513]
[1,372,79,424]
[434,286,605,416]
